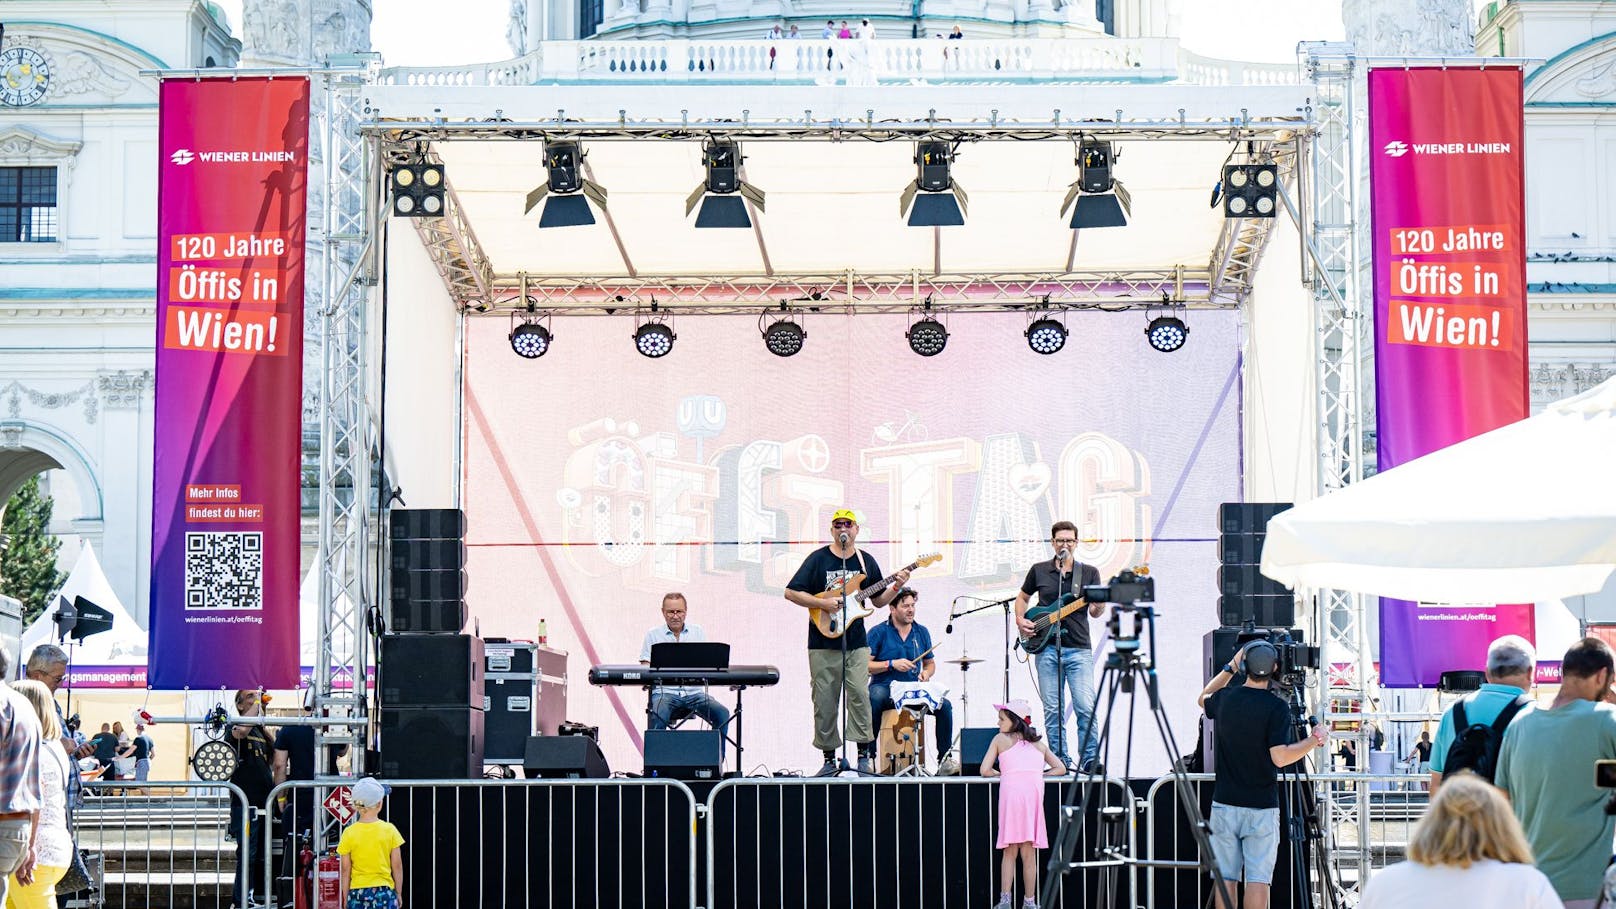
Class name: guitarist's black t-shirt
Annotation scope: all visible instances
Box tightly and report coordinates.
[1020,559,1102,649]
[788,546,884,650]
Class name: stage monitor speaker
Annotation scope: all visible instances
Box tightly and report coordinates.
[1218,594,1296,628]
[644,730,723,780]
[524,735,610,779]
[390,508,467,540]
[958,727,1000,776]
[1217,502,1293,536]
[388,598,466,634]
[380,634,485,708]
[379,706,484,779]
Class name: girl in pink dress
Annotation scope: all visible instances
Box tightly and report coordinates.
[980,699,1066,909]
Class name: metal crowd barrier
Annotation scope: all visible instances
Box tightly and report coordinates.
[1142,772,1431,909]
[704,775,1134,909]
[75,779,250,909]
[265,778,699,909]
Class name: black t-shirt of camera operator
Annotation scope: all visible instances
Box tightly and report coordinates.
[1020,560,1102,650]
[1205,684,1293,809]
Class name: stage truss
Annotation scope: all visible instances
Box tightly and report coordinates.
[311,47,1383,880]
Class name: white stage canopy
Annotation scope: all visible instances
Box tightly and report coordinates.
[1261,376,1616,604]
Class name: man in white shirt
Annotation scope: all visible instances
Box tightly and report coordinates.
[639,593,732,746]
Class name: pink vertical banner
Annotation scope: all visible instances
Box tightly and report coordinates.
[1369,67,1533,687]
[148,78,309,689]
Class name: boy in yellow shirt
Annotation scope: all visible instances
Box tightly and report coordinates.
[337,777,405,909]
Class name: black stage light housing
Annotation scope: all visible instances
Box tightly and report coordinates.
[1026,317,1068,355]
[1222,163,1278,218]
[900,141,968,227]
[687,140,767,229]
[634,321,676,358]
[762,318,805,357]
[1078,140,1114,193]
[391,163,445,218]
[510,320,552,359]
[906,316,949,357]
[1146,315,1189,353]
[526,141,609,228]
[1060,139,1131,230]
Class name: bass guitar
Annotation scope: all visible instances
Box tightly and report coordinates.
[1016,592,1091,654]
[811,552,942,639]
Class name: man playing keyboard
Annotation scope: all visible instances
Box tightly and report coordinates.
[640,593,732,742]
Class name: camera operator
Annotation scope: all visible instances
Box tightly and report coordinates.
[1197,641,1327,909]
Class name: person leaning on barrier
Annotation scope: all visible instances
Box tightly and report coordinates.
[1358,772,1562,909]
[1495,637,1616,909]
[0,647,44,909]
[1429,634,1535,792]
[8,679,73,908]
[1197,640,1327,909]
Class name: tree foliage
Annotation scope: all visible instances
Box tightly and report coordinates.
[1,475,66,625]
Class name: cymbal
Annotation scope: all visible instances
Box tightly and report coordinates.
[944,656,984,667]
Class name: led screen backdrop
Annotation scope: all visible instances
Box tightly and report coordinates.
[462,310,1241,772]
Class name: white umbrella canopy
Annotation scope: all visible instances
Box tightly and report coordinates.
[1261,376,1616,603]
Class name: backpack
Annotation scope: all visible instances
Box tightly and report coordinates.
[1441,693,1529,782]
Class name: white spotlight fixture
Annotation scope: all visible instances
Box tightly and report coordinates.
[634,304,676,359]
[1026,314,1068,355]
[759,305,806,357]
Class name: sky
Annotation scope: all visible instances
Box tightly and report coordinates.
[208,0,1368,68]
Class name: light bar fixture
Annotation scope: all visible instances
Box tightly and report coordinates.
[900,141,968,227]
[1060,139,1132,230]
[391,163,445,218]
[686,139,767,228]
[525,141,609,228]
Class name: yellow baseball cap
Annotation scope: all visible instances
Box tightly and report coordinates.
[831,508,858,523]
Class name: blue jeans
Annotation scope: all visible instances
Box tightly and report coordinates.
[1034,643,1097,766]
[649,691,732,757]
[861,680,955,758]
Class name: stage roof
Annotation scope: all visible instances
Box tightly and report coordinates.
[360,83,1314,308]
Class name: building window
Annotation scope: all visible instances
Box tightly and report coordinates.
[0,166,58,243]
[579,0,603,38]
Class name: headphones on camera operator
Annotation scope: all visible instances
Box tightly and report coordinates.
[1241,640,1280,682]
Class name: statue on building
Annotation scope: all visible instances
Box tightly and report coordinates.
[507,0,529,56]
[1343,0,1473,57]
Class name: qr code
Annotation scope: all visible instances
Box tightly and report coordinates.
[184,532,264,611]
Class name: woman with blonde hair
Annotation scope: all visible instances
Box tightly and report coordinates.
[1360,772,1562,909]
[7,679,74,909]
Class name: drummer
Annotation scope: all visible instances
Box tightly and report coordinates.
[860,588,959,775]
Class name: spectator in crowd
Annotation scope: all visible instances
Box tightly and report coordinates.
[87,724,119,782]
[273,687,347,834]
[24,646,92,761]
[1495,637,1616,909]
[1430,635,1535,791]
[949,24,964,38]
[8,679,73,908]
[788,23,800,37]
[838,20,853,39]
[131,722,154,784]
[1358,772,1561,909]
[822,20,837,70]
[0,648,43,907]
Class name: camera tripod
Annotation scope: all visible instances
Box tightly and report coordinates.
[1041,604,1236,909]
[1274,681,1341,909]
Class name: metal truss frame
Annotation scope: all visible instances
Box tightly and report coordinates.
[314,63,380,811]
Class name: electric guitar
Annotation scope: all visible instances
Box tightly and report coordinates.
[811,552,942,639]
[1016,592,1091,654]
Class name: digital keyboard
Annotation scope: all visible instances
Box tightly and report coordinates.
[587,664,781,687]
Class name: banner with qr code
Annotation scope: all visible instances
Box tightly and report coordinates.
[148,78,308,689]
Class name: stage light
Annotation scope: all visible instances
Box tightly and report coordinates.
[900,141,968,227]
[509,306,552,359]
[760,308,806,357]
[687,139,766,228]
[906,316,949,357]
[526,141,609,228]
[1026,317,1068,355]
[634,321,676,358]
[391,163,445,218]
[1146,315,1189,353]
[1060,139,1132,230]
[1222,163,1278,219]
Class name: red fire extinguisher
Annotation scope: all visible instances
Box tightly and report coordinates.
[292,842,314,909]
[314,852,342,909]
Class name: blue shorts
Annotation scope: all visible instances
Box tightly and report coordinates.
[1209,803,1280,885]
[347,886,399,909]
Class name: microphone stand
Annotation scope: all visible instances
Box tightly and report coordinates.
[946,595,1017,704]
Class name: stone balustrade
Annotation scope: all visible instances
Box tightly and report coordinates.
[375,37,1302,86]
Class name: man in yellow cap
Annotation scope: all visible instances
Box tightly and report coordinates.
[784,508,911,775]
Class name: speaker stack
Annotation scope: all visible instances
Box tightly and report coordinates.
[1216,502,1295,628]
[380,508,484,779]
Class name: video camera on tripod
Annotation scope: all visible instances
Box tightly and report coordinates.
[1235,621,1321,689]
[1082,567,1155,653]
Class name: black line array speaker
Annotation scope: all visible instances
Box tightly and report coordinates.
[1216,502,1295,627]
[643,730,723,780]
[380,634,485,709]
[523,735,610,779]
[388,508,467,633]
[379,706,484,779]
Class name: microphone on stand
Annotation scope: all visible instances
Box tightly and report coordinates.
[838,531,849,546]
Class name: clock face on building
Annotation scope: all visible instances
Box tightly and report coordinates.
[0,46,52,107]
